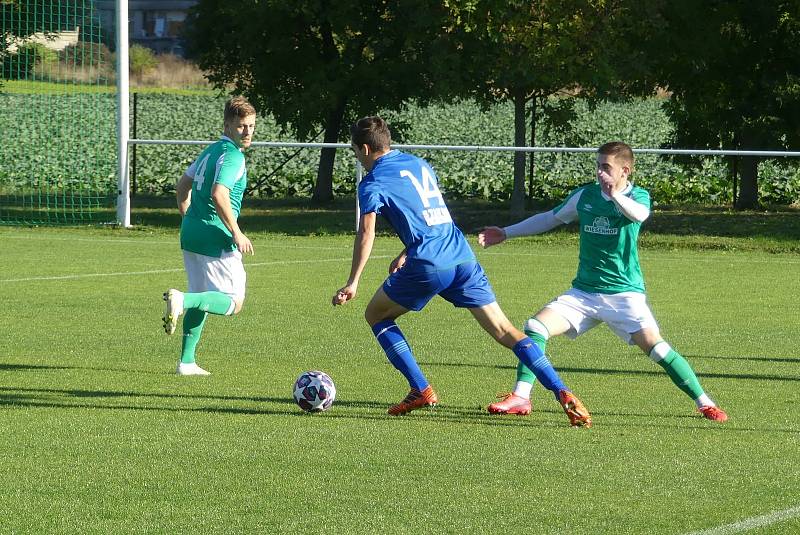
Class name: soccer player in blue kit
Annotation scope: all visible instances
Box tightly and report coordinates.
[332,116,591,426]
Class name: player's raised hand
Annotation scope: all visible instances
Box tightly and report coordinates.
[332,284,356,306]
[477,226,507,248]
[598,169,616,197]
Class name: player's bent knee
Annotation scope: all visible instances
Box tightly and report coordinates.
[489,322,523,348]
[524,317,550,340]
[365,309,386,327]
[647,340,671,362]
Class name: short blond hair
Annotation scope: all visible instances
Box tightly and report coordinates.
[224,96,256,124]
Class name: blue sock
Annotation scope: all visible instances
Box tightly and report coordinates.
[512,337,567,398]
[371,320,429,391]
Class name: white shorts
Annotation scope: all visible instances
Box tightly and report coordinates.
[544,287,658,345]
[182,249,247,302]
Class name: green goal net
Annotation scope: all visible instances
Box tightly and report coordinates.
[0,0,116,225]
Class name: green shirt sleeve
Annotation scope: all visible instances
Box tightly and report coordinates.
[215,145,246,190]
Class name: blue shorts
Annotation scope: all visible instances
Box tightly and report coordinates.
[382,261,497,311]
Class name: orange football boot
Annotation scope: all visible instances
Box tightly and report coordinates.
[487,393,532,415]
[388,385,439,415]
[558,390,592,428]
[698,405,728,422]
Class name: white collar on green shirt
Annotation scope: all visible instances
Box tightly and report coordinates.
[220,135,244,152]
[600,181,633,201]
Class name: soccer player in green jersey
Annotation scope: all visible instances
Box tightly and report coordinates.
[479,141,728,422]
[162,96,256,376]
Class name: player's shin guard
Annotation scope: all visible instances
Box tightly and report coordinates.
[512,337,567,398]
[180,309,208,364]
[649,341,705,400]
[372,320,429,391]
[517,318,550,385]
[182,291,235,316]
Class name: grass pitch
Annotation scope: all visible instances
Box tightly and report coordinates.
[0,212,798,534]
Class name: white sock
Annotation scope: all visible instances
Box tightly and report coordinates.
[695,393,714,408]
[513,381,533,399]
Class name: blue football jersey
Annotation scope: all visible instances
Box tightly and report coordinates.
[358,150,475,272]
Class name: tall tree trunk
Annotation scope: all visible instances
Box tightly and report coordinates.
[735,155,759,209]
[735,129,759,209]
[312,100,347,204]
[511,89,527,215]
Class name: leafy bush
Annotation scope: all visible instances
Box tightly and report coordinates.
[1,91,798,206]
[58,41,111,67]
[1,43,58,80]
[129,44,157,78]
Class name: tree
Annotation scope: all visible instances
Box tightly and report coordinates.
[129,44,157,78]
[443,0,636,213]
[185,0,452,203]
[643,1,800,209]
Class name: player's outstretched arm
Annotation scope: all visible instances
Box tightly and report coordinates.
[500,210,564,240]
[478,226,507,248]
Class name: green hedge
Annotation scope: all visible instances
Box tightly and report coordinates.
[1,91,798,205]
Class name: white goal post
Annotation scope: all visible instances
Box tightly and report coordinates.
[116,0,130,227]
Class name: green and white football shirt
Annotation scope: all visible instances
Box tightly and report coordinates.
[180,136,247,258]
[553,182,651,294]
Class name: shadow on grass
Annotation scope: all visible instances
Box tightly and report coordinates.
[418,361,800,382]
[0,363,73,371]
[645,206,800,242]
[126,196,800,244]
[687,354,800,364]
[0,385,691,428]
[130,196,359,235]
[1,384,795,434]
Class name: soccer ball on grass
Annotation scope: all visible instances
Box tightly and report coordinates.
[293,370,336,412]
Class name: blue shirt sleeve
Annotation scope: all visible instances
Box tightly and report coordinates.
[358,179,383,215]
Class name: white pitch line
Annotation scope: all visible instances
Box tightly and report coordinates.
[685,504,800,535]
[0,256,391,283]
[1,268,186,282]
[0,233,357,250]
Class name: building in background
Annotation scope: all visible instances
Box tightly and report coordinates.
[96,0,198,56]
[5,28,80,53]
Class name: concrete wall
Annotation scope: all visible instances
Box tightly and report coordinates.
[7,28,80,53]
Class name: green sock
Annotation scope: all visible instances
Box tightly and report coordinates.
[183,291,234,316]
[653,346,705,400]
[516,330,547,384]
[180,309,208,364]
